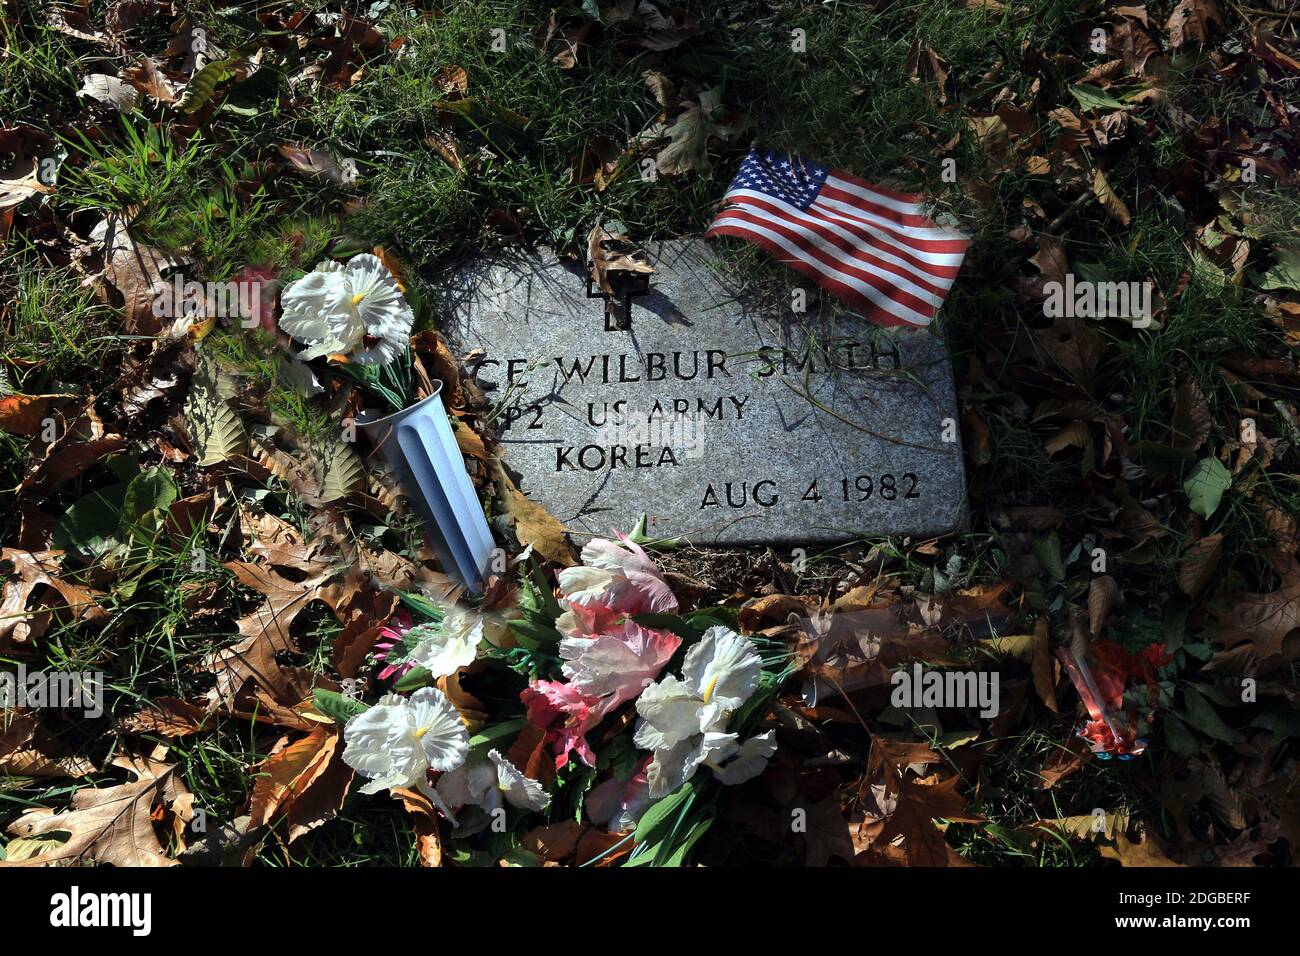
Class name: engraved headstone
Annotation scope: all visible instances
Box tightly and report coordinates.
[436,240,967,546]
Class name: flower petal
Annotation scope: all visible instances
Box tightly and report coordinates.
[682,626,762,712]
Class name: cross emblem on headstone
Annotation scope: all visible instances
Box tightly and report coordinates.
[586,269,652,331]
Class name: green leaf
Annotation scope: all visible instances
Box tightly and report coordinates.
[185,384,246,465]
[122,466,179,527]
[657,814,714,867]
[467,718,525,757]
[1183,457,1231,519]
[1260,240,1300,292]
[1069,84,1127,112]
[396,589,447,623]
[177,58,238,113]
[1180,684,1245,743]
[632,780,695,849]
[316,437,366,503]
[51,482,129,559]
[1031,532,1066,581]
[312,689,369,725]
[394,666,434,692]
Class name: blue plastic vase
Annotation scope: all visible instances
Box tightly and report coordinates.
[358,384,495,593]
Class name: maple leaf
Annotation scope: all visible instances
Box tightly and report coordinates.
[0,548,108,646]
[652,87,741,177]
[2,754,190,867]
[1208,560,1300,673]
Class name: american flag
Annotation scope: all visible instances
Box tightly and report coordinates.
[705,147,969,328]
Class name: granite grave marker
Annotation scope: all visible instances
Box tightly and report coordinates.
[436,239,967,546]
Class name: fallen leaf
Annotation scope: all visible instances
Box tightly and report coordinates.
[1091,168,1131,225]
[0,394,71,436]
[1165,0,1222,49]
[0,548,108,645]
[2,754,189,867]
[1178,534,1223,597]
[78,73,140,110]
[493,463,575,566]
[90,215,190,333]
[249,725,352,842]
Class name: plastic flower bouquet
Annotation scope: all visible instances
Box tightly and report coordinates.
[277,252,494,590]
[326,534,793,866]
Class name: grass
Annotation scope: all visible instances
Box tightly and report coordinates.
[0,0,1295,866]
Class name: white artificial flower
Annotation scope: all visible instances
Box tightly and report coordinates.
[645,730,738,797]
[278,253,413,365]
[435,748,550,817]
[342,687,469,796]
[682,626,762,714]
[633,675,715,752]
[406,606,485,678]
[633,627,774,797]
[711,730,777,785]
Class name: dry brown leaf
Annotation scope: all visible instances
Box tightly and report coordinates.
[1165,0,1222,49]
[1171,379,1212,451]
[1029,235,1069,286]
[224,559,337,654]
[1099,829,1184,866]
[0,711,95,779]
[0,125,56,211]
[91,215,189,333]
[1087,575,1119,638]
[1209,562,1300,673]
[410,330,464,408]
[0,394,71,436]
[119,697,212,737]
[249,725,352,843]
[1178,533,1224,597]
[2,754,189,867]
[493,463,574,566]
[391,787,444,866]
[587,223,654,297]
[1044,420,1088,455]
[121,56,184,103]
[1090,168,1131,225]
[1032,617,1058,713]
[0,548,108,645]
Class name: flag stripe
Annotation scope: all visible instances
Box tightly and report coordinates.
[706,218,936,326]
[710,207,946,310]
[822,174,938,228]
[705,222,933,328]
[812,192,969,248]
[706,147,969,328]
[728,190,966,271]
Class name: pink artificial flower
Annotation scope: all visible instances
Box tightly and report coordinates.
[521,679,601,769]
[586,756,652,832]
[374,609,415,681]
[560,619,681,719]
[555,535,677,636]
